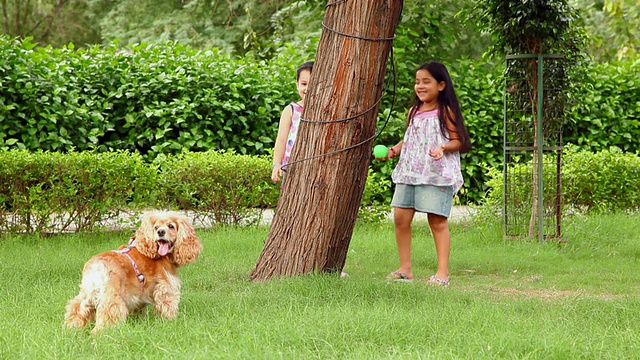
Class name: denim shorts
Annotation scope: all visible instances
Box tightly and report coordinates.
[391,184,454,217]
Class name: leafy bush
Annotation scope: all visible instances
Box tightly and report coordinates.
[1,145,637,235]
[452,59,505,203]
[564,58,640,153]
[159,150,280,226]
[484,145,640,213]
[562,145,640,211]
[1,36,639,206]
[0,36,294,159]
[0,150,157,233]
[358,168,393,223]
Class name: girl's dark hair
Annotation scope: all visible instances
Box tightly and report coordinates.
[408,61,471,153]
[296,61,314,81]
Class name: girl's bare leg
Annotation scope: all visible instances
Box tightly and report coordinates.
[427,213,450,281]
[392,207,415,278]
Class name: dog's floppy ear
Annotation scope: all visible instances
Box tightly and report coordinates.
[134,214,159,259]
[171,215,202,265]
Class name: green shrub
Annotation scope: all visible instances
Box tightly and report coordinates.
[562,145,640,211]
[159,150,280,225]
[564,59,640,153]
[485,145,640,213]
[452,59,505,203]
[2,145,636,235]
[358,168,393,223]
[0,150,157,233]
[0,36,293,159]
[2,35,639,206]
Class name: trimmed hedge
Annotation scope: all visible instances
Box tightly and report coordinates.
[0,150,287,233]
[159,150,280,226]
[0,150,157,233]
[1,146,637,234]
[484,144,640,213]
[0,150,394,233]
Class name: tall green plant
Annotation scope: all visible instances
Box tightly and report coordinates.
[469,0,584,237]
[470,0,584,56]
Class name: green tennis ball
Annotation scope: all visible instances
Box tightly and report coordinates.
[373,144,388,158]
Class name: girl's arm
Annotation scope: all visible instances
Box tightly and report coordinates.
[387,109,413,159]
[430,109,461,159]
[376,109,408,161]
[441,110,462,152]
[440,118,462,152]
[386,110,412,160]
[271,105,293,182]
[388,140,403,159]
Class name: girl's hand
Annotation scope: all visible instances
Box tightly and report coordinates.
[271,164,282,182]
[374,146,397,161]
[429,145,445,160]
[373,152,389,161]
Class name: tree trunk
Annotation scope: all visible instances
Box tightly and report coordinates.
[250,0,403,281]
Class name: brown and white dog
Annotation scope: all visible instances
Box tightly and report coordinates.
[64,212,202,333]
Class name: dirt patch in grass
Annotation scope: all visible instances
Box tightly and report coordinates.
[455,273,630,300]
[465,285,628,301]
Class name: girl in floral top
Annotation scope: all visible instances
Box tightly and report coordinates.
[376,61,470,286]
[271,61,313,183]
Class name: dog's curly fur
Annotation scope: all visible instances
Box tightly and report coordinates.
[64,212,202,333]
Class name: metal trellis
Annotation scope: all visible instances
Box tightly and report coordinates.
[503,54,565,242]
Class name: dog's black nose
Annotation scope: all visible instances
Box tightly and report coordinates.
[157,229,166,237]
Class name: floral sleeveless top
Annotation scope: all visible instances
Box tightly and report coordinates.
[391,108,464,196]
[281,102,303,168]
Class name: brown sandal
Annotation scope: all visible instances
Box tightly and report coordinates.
[385,271,414,281]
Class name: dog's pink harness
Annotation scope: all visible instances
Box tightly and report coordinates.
[112,237,145,289]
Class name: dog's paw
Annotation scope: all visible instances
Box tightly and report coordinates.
[154,303,179,319]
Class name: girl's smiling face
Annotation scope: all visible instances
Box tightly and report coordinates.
[296,69,311,106]
[414,69,445,106]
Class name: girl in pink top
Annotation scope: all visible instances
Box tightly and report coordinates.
[271,61,313,182]
[376,61,470,286]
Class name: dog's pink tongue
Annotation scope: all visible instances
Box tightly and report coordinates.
[158,242,170,256]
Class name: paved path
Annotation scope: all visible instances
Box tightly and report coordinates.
[258,206,476,225]
[196,205,476,228]
[410,205,476,223]
[47,206,476,232]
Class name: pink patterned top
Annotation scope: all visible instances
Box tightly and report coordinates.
[391,108,463,195]
[281,102,303,169]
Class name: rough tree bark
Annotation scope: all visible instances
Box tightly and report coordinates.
[250,0,403,281]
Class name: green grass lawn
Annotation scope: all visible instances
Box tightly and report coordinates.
[1,212,639,359]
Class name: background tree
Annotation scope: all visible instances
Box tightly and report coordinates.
[250,0,403,281]
[570,0,639,61]
[1,0,99,47]
[83,0,291,53]
[2,0,638,65]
